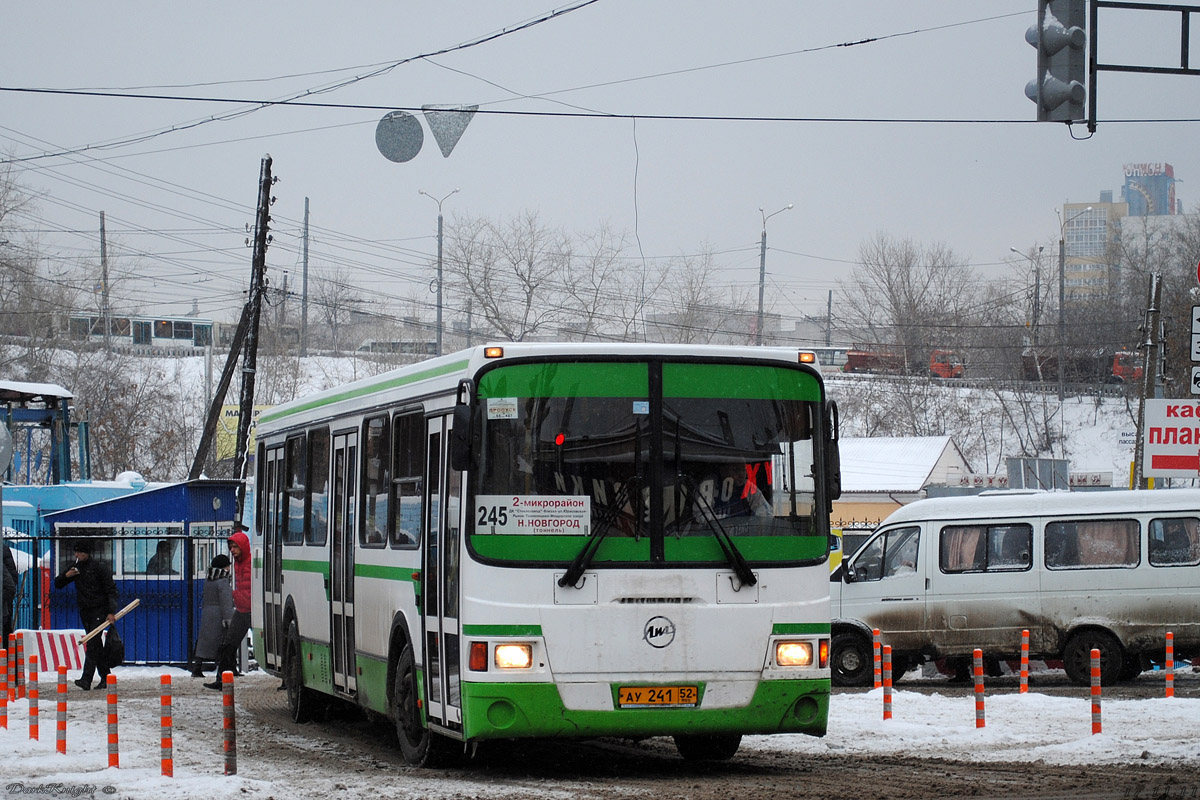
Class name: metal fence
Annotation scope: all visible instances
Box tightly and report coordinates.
[10,529,231,666]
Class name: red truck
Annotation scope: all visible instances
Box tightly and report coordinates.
[843,347,964,378]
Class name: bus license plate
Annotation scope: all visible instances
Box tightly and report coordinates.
[617,685,698,708]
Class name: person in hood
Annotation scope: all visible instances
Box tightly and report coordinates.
[54,539,118,690]
[190,554,233,678]
[208,526,251,689]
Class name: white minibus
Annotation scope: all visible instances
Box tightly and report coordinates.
[830,489,1200,686]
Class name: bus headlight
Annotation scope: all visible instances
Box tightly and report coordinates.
[494,643,533,670]
[775,641,814,667]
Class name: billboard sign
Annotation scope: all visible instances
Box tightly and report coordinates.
[1144,399,1200,477]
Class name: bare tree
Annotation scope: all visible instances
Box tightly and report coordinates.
[648,247,756,344]
[310,262,367,354]
[837,233,980,371]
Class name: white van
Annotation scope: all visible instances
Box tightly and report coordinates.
[830,489,1200,686]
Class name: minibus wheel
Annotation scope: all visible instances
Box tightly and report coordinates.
[1062,629,1124,686]
[831,632,872,687]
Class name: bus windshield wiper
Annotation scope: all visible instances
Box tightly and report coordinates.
[679,474,758,588]
[558,476,639,588]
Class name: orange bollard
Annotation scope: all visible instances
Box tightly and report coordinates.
[1165,631,1175,699]
[222,671,237,775]
[161,675,173,777]
[15,632,24,700]
[1090,648,1102,735]
[872,629,882,690]
[973,648,985,729]
[106,675,119,768]
[27,655,38,740]
[1019,629,1030,694]
[6,635,15,701]
[882,645,893,721]
[56,666,67,754]
[0,647,7,730]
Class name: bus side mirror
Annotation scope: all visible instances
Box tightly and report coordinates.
[450,403,473,472]
[825,401,842,503]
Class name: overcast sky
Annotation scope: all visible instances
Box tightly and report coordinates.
[4,1,1199,326]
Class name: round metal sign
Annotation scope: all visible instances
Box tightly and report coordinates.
[0,423,11,473]
[375,111,423,163]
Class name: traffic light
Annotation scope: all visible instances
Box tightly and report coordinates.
[1025,0,1087,122]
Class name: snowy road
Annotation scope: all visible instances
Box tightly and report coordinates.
[1,667,1197,800]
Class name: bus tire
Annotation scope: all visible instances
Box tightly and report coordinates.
[1062,629,1124,686]
[285,621,321,723]
[673,733,741,761]
[392,642,433,766]
[831,632,872,687]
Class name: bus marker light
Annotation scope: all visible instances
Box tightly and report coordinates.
[819,639,829,669]
[494,644,533,670]
[468,642,488,672]
[484,347,504,359]
[798,351,817,364]
[776,641,813,667]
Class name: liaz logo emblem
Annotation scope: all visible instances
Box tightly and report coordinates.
[643,616,676,649]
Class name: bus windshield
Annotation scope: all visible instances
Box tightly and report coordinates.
[467,359,828,568]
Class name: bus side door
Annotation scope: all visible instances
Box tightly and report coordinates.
[330,429,358,694]
[422,414,463,734]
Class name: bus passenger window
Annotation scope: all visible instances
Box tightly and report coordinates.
[1149,518,1200,567]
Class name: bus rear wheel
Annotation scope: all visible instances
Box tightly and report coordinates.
[673,733,741,761]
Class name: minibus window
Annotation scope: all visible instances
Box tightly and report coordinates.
[940,524,1032,573]
[1149,518,1200,567]
[849,526,919,582]
[1046,519,1139,569]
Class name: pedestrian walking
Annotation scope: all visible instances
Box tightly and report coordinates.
[2,540,18,641]
[207,526,251,689]
[190,554,233,678]
[53,539,118,690]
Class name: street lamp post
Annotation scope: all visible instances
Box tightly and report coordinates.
[1055,206,1092,402]
[418,188,459,357]
[757,204,793,346]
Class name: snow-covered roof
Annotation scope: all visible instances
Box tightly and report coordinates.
[0,380,72,402]
[839,435,971,494]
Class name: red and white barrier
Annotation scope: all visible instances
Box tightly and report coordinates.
[222,671,237,775]
[107,675,119,768]
[161,675,173,777]
[973,648,985,729]
[872,629,882,690]
[15,629,85,673]
[27,654,39,741]
[1019,629,1030,694]
[56,666,67,754]
[0,647,7,729]
[1165,631,1175,699]
[882,645,893,721]
[1090,648,1102,735]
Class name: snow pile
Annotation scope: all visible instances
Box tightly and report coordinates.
[0,668,1195,798]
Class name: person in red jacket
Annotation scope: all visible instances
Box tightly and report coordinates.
[206,525,252,689]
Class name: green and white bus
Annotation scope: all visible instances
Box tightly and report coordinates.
[251,342,841,765]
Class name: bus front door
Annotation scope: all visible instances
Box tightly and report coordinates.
[330,430,358,695]
[422,415,463,733]
[261,445,286,672]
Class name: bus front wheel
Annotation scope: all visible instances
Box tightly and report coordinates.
[673,733,741,761]
[285,621,321,723]
[831,632,872,687]
[393,642,433,766]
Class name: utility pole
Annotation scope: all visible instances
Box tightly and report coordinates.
[757,204,792,346]
[1133,273,1161,490]
[100,211,110,353]
[233,155,274,523]
[301,197,310,357]
[188,156,275,500]
[419,188,458,357]
[825,290,833,347]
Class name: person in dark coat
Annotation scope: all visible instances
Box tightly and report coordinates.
[2,540,18,641]
[190,554,233,678]
[208,527,252,689]
[53,539,118,690]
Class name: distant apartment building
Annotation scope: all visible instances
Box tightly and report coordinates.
[1062,162,1182,301]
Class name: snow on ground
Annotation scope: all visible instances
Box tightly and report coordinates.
[0,667,1196,798]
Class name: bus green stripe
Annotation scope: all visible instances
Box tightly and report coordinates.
[355,563,419,582]
[772,623,831,635]
[461,624,544,637]
[258,358,471,424]
[282,558,329,576]
[663,363,821,400]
